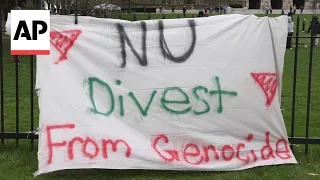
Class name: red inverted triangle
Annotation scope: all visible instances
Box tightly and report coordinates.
[50,29,82,64]
[251,72,278,106]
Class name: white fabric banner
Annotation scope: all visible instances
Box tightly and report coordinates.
[34,14,297,175]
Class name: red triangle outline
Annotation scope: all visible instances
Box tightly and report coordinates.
[50,29,82,64]
[251,72,278,106]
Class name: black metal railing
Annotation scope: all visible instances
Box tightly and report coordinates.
[0,12,4,146]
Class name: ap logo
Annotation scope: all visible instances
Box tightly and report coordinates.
[10,10,50,55]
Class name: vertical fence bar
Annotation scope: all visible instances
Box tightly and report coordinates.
[30,55,34,151]
[0,14,4,145]
[290,15,300,150]
[305,16,315,155]
[148,13,151,20]
[75,0,78,24]
[162,13,165,19]
[15,61,19,147]
[133,13,136,21]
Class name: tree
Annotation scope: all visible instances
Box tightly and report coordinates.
[77,0,106,15]
[1,1,6,31]
[36,0,41,9]
[66,0,71,14]
[1,0,19,31]
[187,0,195,4]
[61,0,66,14]
[30,0,42,9]
[128,0,132,14]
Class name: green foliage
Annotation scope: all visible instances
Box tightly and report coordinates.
[1,0,18,10]
[229,4,243,8]
[25,1,36,10]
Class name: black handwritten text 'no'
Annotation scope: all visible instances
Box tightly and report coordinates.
[117,20,197,68]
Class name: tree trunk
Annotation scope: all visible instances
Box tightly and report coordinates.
[36,0,42,9]
[47,0,51,12]
[1,2,5,32]
[61,0,66,14]
[17,0,26,9]
[56,0,60,14]
[129,0,132,14]
[47,0,56,13]
[52,0,56,14]
[66,0,71,15]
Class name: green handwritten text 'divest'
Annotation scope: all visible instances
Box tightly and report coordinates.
[88,76,238,117]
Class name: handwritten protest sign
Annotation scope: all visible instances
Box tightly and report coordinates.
[32,14,297,175]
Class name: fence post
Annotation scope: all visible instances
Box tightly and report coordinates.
[119,13,122,19]
[290,15,300,151]
[305,15,315,155]
[162,13,166,19]
[133,13,137,21]
[148,13,151,20]
[30,55,34,151]
[15,53,19,148]
[177,13,180,18]
[75,0,78,24]
[0,13,4,145]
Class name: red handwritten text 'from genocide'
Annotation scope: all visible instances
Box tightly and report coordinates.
[46,124,292,165]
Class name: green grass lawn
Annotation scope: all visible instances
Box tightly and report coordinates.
[0,13,320,179]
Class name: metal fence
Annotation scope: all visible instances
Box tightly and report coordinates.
[0,13,319,154]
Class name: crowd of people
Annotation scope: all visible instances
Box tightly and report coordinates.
[196,5,230,17]
[207,6,229,15]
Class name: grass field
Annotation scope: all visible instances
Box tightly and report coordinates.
[0,13,320,179]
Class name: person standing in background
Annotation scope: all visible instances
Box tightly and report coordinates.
[308,16,320,47]
[204,7,208,16]
[183,6,186,17]
[287,16,294,49]
[266,6,269,15]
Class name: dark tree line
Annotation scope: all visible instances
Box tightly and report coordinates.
[1,0,42,31]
